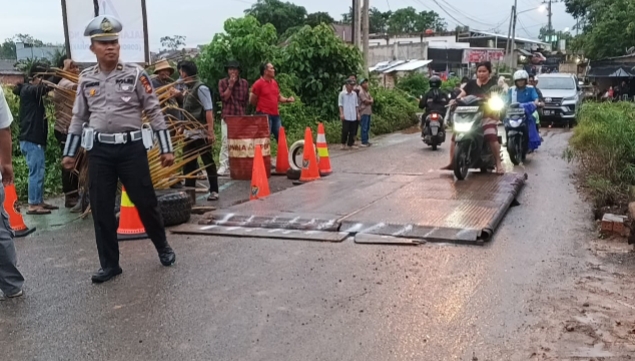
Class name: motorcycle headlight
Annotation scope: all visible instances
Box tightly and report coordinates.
[488,95,505,111]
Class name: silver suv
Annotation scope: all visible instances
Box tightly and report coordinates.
[536,73,584,126]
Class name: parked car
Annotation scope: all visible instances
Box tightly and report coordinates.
[536,73,584,127]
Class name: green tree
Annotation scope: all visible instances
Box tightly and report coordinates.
[565,0,635,59]
[0,39,16,59]
[245,0,307,37]
[280,23,362,115]
[386,7,446,34]
[197,16,279,88]
[306,12,335,28]
[160,35,186,51]
[369,8,392,34]
[564,0,592,19]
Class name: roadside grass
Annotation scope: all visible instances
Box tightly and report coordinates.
[566,102,635,212]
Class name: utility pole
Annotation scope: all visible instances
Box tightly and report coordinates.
[351,0,362,48]
[510,0,518,69]
[351,0,356,47]
[362,0,370,71]
[505,5,514,61]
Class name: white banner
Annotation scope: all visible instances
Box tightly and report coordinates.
[63,0,147,63]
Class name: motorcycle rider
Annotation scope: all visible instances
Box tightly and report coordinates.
[419,75,449,124]
[506,70,542,152]
[443,61,504,174]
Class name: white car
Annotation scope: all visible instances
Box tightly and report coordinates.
[536,73,584,126]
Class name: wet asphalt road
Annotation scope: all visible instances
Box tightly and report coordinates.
[0,127,592,360]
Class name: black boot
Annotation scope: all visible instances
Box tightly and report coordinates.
[91,267,123,283]
[158,246,176,266]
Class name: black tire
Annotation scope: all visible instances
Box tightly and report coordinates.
[508,136,521,165]
[158,191,192,227]
[286,168,301,180]
[453,143,470,180]
[431,144,438,151]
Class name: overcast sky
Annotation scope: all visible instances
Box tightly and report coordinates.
[0,0,575,50]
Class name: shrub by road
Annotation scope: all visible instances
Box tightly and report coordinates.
[568,102,635,210]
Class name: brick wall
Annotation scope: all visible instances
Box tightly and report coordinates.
[0,74,23,86]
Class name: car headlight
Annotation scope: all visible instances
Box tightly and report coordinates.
[488,95,505,111]
[562,95,578,102]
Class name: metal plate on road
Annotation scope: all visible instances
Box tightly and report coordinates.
[193,172,525,244]
[170,224,349,242]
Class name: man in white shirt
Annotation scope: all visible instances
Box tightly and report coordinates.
[0,86,25,300]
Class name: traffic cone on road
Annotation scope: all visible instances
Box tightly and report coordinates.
[299,127,320,182]
[117,186,148,241]
[250,145,271,200]
[274,126,290,175]
[316,123,332,176]
[2,184,35,237]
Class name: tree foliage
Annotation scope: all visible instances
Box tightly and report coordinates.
[160,35,186,51]
[341,6,446,34]
[245,0,308,37]
[305,12,335,28]
[565,0,635,59]
[197,16,279,88]
[280,24,362,114]
[195,15,419,146]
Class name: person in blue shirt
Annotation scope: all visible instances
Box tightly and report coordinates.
[506,70,539,105]
[505,70,542,152]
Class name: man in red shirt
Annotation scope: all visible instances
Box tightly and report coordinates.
[250,62,294,142]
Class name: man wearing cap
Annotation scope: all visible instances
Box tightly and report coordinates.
[357,78,374,147]
[151,59,182,123]
[61,15,177,283]
[217,60,249,176]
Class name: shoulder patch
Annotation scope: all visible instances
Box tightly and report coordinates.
[139,73,153,94]
[80,65,97,76]
[124,62,144,71]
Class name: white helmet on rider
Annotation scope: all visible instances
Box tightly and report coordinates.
[513,70,529,84]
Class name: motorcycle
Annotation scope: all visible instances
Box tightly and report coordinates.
[421,110,446,150]
[452,94,504,180]
[504,103,529,165]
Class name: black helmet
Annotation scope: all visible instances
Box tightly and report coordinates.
[429,75,442,88]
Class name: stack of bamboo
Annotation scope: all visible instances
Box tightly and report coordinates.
[45,67,212,193]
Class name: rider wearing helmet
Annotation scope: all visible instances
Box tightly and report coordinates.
[507,70,539,105]
[419,75,449,118]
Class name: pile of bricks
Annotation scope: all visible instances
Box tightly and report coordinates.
[601,213,629,236]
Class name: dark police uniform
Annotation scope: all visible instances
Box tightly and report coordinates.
[63,15,176,283]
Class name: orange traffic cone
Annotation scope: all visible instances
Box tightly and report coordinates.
[2,184,35,237]
[117,186,147,240]
[316,123,332,176]
[250,145,271,200]
[299,127,320,182]
[274,126,290,175]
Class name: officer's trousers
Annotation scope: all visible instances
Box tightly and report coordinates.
[88,140,168,271]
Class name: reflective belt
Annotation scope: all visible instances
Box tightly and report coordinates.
[96,130,143,144]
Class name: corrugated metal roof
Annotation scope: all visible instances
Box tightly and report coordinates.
[369,60,407,72]
[383,59,433,72]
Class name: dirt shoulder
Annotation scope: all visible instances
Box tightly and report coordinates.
[521,225,635,359]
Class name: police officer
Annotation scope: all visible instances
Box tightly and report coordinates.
[61,15,176,283]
